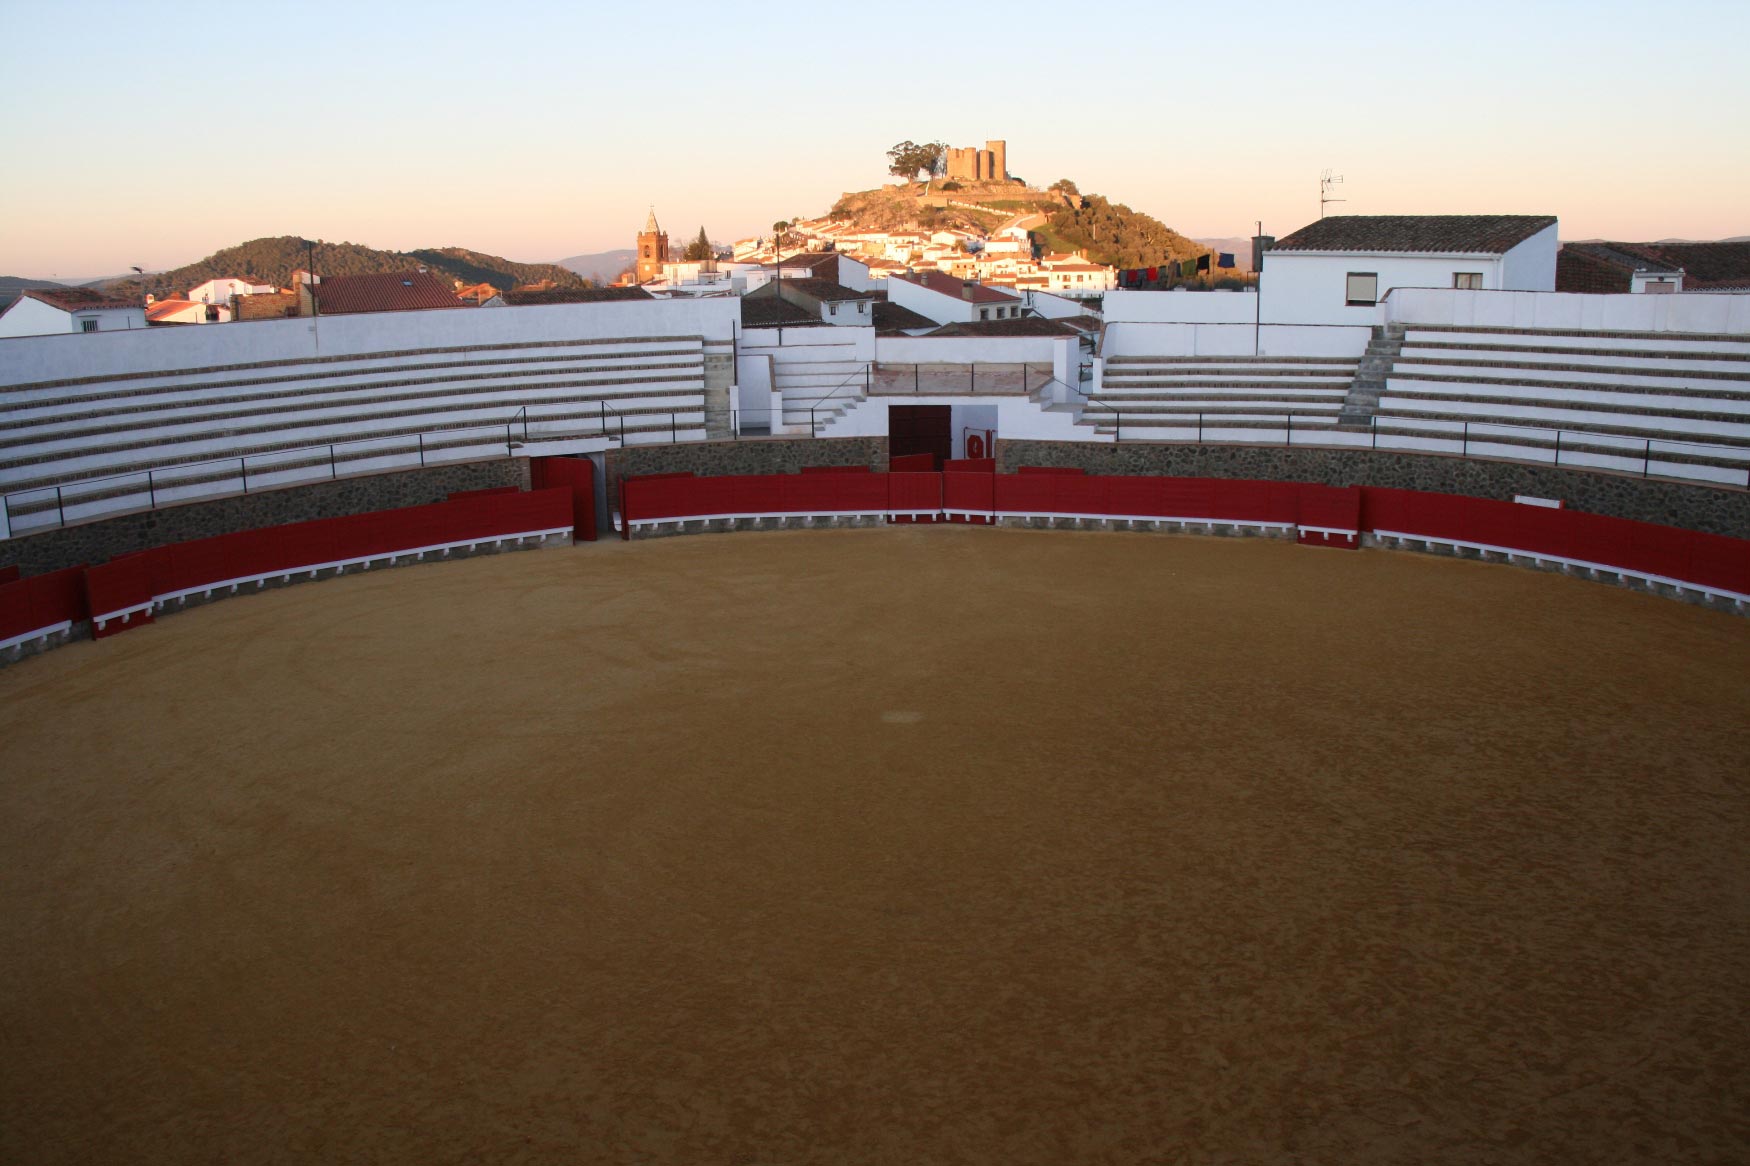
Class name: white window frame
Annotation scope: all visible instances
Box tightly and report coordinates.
[80,318,98,333]
[1452,272,1484,290]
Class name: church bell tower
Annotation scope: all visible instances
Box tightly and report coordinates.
[636,207,669,284]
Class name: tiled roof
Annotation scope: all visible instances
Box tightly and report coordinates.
[309,271,467,315]
[892,270,1020,304]
[766,253,839,275]
[771,277,876,302]
[1561,240,1750,288]
[501,286,653,305]
[145,299,199,322]
[23,286,141,312]
[740,298,821,327]
[871,301,938,332]
[927,317,1083,337]
[1272,215,1557,255]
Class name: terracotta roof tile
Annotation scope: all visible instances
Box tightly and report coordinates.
[23,286,141,312]
[308,271,466,315]
[1272,215,1557,255]
[892,270,1019,304]
[501,286,653,305]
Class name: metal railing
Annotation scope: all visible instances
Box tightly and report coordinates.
[869,362,1056,396]
[2,403,709,535]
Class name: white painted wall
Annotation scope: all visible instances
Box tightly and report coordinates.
[875,335,1060,364]
[187,277,273,306]
[952,403,999,458]
[1103,289,1258,324]
[885,277,1019,326]
[1101,322,1369,358]
[738,324,876,363]
[0,298,146,339]
[1024,290,1094,320]
[1261,253,1501,326]
[0,297,742,387]
[1501,223,1559,292]
[1386,288,1750,334]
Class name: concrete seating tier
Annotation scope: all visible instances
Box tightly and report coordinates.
[1372,324,1750,486]
[1080,354,1359,441]
[0,335,710,533]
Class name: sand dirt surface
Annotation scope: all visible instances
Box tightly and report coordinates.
[2,526,1748,1165]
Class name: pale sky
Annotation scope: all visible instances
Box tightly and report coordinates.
[2,0,1745,278]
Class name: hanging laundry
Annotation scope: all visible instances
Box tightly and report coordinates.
[1218,253,1236,269]
[1180,258,1197,277]
[1196,254,1211,273]
[1146,266,1158,282]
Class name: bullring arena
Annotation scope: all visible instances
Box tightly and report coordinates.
[2,511,1748,1164]
[3,286,1750,1164]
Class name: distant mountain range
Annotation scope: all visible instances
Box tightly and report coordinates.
[83,237,590,300]
[556,249,636,283]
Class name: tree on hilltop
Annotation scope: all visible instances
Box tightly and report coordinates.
[1049,178,1079,196]
[887,140,945,181]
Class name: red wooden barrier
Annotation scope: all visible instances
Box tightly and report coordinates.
[531,456,597,542]
[0,565,89,645]
[888,453,936,474]
[886,472,942,517]
[0,565,19,585]
[1296,484,1363,548]
[943,472,995,521]
[943,458,995,474]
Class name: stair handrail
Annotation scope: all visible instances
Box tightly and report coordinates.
[806,362,874,438]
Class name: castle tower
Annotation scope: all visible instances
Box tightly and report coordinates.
[985,140,1007,182]
[636,207,669,284]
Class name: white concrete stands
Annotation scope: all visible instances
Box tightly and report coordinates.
[0,299,735,535]
[1368,529,1749,611]
[88,523,576,632]
[735,326,874,434]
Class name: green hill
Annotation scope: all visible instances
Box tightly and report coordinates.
[825,183,1208,269]
[107,237,589,299]
[1037,195,1210,269]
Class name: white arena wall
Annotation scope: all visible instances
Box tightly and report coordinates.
[1385,288,1750,334]
[0,298,742,388]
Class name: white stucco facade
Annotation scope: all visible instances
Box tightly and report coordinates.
[0,295,147,339]
[1257,221,1559,327]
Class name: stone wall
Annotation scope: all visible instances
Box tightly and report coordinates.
[605,437,888,513]
[2,458,529,577]
[996,440,1750,539]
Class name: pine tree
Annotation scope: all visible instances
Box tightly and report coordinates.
[683,227,713,262]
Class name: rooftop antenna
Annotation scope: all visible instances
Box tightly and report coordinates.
[1319,170,1346,219]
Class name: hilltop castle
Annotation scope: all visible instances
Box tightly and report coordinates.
[944,140,1008,183]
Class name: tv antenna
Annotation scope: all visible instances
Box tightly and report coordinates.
[1319,170,1346,218]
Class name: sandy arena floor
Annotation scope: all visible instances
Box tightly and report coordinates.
[1,526,1747,1165]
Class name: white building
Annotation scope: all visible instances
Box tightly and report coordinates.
[1261,215,1558,326]
[146,298,230,325]
[185,277,276,307]
[0,287,146,339]
[887,271,1025,325]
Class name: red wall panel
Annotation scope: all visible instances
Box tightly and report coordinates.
[0,565,89,642]
[887,453,936,474]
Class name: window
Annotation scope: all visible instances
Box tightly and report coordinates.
[1453,272,1484,290]
[828,302,838,316]
[980,308,991,320]
[80,319,98,332]
[1644,280,1676,294]
[1345,272,1378,306]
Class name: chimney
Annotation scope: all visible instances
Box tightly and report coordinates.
[962,281,975,301]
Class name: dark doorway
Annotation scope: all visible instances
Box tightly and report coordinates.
[888,405,952,469]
